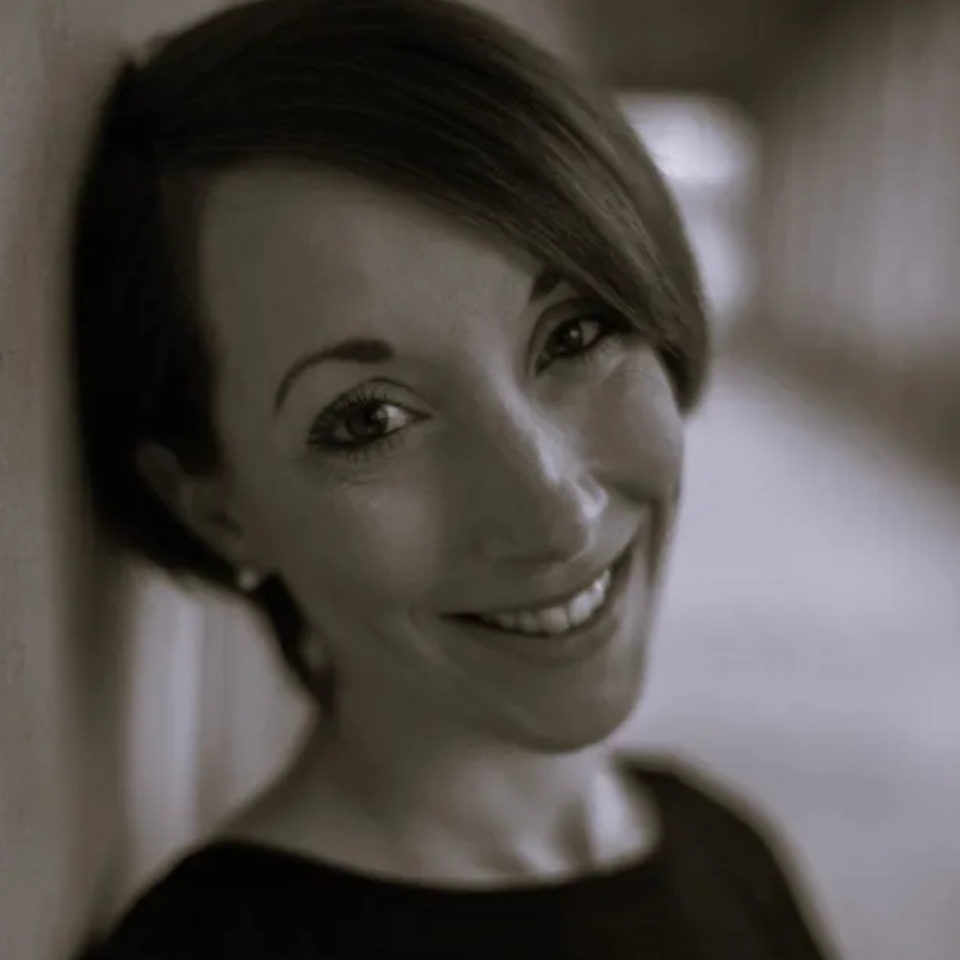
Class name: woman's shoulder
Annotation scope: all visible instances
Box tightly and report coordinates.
[624,751,793,847]
[623,751,813,886]
[74,842,305,960]
[623,751,839,959]
[73,847,224,959]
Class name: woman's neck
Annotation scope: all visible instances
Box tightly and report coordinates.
[230,712,660,886]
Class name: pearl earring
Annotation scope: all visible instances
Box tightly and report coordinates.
[235,566,263,593]
[301,633,328,673]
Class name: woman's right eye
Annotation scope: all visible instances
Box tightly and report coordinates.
[307,386,423,462]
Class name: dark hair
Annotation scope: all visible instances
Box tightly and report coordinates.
[71,0,709,702]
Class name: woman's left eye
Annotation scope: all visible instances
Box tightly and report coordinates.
[539,316,619,370]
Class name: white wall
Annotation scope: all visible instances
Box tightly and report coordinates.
[754,0,960,398]
[621,358,960,960]
[0,3,125,957]
[0,1,251,956]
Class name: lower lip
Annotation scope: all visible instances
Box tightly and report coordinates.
[448,544,636,667]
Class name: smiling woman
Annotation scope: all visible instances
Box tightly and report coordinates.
[71,1,836,958]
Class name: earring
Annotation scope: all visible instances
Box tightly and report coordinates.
[301,632,328,673]
[235,565,263,593]
[301,633,337,715]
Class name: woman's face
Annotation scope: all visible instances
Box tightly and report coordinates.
[193,164,684,753]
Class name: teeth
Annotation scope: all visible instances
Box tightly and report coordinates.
[476,568,613,636]
[568,590,596,624]
[539,608,572,635]
[518,612,540,634]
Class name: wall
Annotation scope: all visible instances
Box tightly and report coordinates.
[0,2,123,957]
[745,0,960,470]
[0,1,248,956]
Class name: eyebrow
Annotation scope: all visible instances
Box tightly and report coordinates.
[530,268,563,304]
[273,267,565,414]
[274,338,395,412]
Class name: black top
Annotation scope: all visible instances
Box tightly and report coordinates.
[77,757,838,959]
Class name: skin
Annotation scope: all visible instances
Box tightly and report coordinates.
[139,163,686,884]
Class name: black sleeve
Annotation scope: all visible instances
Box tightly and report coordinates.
[666,762,842,960]
[72,934,194,960]
[70,889,215,960]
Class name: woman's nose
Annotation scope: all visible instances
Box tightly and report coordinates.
[468,409,608,566]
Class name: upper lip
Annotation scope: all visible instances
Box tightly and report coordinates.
[452,539,633,618]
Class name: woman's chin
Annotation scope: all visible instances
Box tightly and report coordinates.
[479,667,650,756]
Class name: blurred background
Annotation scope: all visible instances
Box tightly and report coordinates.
[1,1,958,959]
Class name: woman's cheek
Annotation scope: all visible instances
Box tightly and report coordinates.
[277,475,450,613]
[592,351,685,500]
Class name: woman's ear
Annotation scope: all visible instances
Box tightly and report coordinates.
[135,441,261,571]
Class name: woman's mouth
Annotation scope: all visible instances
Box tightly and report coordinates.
[462,566,614,637]
[446,542,636,665]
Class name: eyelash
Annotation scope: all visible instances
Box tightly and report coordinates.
[306,313,633,464]
[306,384,412,465]
[536,313,626,373]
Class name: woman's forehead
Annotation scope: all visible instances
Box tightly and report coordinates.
[201,162,535,289]
[196,164,561,401]
[202,165,541,305]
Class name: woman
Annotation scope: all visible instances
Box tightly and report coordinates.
[72,1,837,957]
